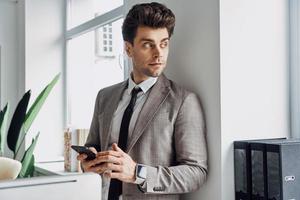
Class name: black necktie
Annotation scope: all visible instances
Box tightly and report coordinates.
[108,87,141,200]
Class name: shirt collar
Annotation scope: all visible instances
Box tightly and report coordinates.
[128,75,158,94]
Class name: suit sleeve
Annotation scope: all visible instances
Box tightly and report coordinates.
[139,93,208,194]
[85,91,102,151]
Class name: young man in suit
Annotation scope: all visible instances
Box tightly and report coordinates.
[77,2,208,200]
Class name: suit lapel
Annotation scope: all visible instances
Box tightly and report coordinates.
[126,74,171,153]
[101,81,127,151]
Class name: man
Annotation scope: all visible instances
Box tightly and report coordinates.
[77,2,208,200]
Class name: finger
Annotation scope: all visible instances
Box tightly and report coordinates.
[88,147,98,154]
[94,163,123,173]
[106,163,123,172]
[96,150,122,158]
[112,143,124,154]
[77,154,87,161]
[90,164,107,174]
[94,155,123,165]
[109,172,124,180]
[89,166,106,174]
[85,159,100,169]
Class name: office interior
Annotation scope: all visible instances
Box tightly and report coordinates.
[0,0,296,199]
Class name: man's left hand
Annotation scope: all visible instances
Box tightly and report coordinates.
[96,143,137,183]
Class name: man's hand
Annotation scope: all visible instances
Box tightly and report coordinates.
[77,147,122,174]
[105,143,137,183]
[92,143,137,183]
[77,147,99,173]
[77,144,137,183]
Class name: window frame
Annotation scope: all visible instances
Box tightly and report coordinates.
[64,0,127,127]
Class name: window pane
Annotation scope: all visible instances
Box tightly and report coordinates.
[67,18,124,128]
[68,0,124,29]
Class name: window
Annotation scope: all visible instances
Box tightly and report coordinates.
[68,0,124,29]
[95,22,116,57]
[66,0,126,129]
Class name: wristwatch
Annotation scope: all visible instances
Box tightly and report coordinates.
[134,164,147,184]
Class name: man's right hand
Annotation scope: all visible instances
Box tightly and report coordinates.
[76,147,123,174]
[77,147,98,173]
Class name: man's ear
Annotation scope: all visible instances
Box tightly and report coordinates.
[124,41,133,57]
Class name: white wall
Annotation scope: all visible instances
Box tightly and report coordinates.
[126,1,221,199]
[0,1,18,109]
[0,0,25,157]
[164,1,221,200]
[25,0,65,161]
[127,1,289,200]
[0,0,64,161]
[220,0,289,199]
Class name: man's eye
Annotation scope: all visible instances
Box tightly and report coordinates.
[161,42,169,48]
[143,43,152,48]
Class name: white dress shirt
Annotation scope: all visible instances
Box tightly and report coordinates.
[108,76,158,149]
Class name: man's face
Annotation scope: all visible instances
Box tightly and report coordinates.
[125,26,170,82]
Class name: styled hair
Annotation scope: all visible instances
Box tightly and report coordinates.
[122,2,176,44]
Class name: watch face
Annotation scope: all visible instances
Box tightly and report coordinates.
[137,164,147,179]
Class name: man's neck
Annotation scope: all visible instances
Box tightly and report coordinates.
[131,72,149,84]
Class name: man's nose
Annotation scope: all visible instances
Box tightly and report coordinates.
[153,46,163,58]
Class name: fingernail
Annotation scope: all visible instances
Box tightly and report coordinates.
[104,172,110,178]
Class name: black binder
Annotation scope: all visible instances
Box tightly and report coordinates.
[250,142,267,200]
[234,138,286,200]
[250,139,292,200]
[266,140,300,200]
[234,141,252,200]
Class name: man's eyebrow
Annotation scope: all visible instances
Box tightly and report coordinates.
[139,37,170,42]
[161,38,170,42]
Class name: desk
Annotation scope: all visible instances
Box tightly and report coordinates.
[0,173,102,200]
[35,161,80,176]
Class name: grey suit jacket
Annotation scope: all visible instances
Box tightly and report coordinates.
[85,74,208,200]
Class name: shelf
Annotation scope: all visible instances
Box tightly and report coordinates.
[35,161,81,176]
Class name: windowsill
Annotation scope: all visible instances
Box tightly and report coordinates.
[35,161,80,176]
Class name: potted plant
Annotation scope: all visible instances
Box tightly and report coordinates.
[0,74,59,179]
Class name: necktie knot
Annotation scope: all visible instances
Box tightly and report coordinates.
[132,87,142,97]
[129,87,142,107]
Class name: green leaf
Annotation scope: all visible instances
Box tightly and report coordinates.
[0,103,9,155]
[19,155,35,178]
[27,155,35,177]
[15,73,60,156]
[19,133,39,178]
[7,90,31,154]
[23,73,60,133]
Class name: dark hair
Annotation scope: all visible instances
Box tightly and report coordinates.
[122,2,175,44]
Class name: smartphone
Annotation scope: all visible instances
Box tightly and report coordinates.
[71,145,96,161]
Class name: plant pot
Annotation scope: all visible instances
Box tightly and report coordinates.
[0,157,22,180]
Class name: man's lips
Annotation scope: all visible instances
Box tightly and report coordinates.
[149,63,163,66]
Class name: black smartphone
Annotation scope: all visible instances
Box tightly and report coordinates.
[71,145,96,161]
